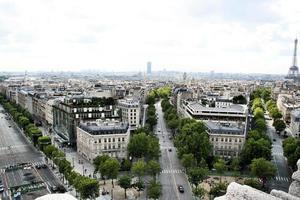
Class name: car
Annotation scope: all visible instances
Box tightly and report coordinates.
[273,139,276,142]
[178,185,184,193]
[8,125,11,128]
[41,164,47,168]
[0,185,4,193]
[24,166,31,170]
[168,148,172,152]
[50,185,58,192]
[36,165,41,169]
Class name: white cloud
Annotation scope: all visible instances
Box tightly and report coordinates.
[0,0,299,73]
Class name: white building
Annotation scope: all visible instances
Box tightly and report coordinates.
[215,97,233,108]
[117,98,141,130]
[290,109,300,137]
[77,119,130,161]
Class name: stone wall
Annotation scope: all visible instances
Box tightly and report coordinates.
[215,159,300,200]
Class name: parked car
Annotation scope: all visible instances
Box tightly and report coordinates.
[168,148,172,152]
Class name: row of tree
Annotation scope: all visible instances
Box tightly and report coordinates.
[145,86,171,131]
[43,145,99,199]
[265,100,286,132]
[240,90,276,188]
[0,93,100,199]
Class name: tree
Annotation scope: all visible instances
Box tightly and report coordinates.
[101,158,120,188]
[240,138,271,167]
[57,158,72,183]
[254,107,264,119]
[120,159,132,171]
[93,155,110,174]
[147,180,162,200]
[128,132,149,158]
[188,167,208,188]
[118,175,132,199]
[181,153,195,172]
[174,121,212,164]
[213,159,227,182]
[147,114,157,131]
[283,137,300,170]
[132,160,146,182]
[255,118,267,132]
[18,116,30,128]
[250,158,276,187]
[77,177,99,199]
[230,157,240,172]
[269,108,282,119]
[209,182,228,198]
[43,145,58,159]
[128,133,160,160]
[146,160,161,181]
[38,136,51,151]
[232,95,247,104]
[244,178,263,190]
[273,119,286,132]
[192,187,206,199]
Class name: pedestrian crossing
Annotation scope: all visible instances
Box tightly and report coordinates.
[274,176,290,182]
[161,169,183,174]
[31,161,46,167]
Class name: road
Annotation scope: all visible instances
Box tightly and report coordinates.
[265,118,292,192]
[155,101,193,200]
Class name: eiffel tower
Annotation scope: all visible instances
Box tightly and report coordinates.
[285,38,300,82]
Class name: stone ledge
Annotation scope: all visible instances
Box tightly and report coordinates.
[292,171,300,182]
[214,182,280,200]
[288,180,300,198]
[270,189,300,200]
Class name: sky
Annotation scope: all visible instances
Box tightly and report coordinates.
[0,0,300,74]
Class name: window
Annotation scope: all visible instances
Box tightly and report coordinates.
[108,138,111,142]
[104,138,107,143]
[113,138,115,142]
[118,138,120,142]
[99,139,101,143]
[122,137,125,142]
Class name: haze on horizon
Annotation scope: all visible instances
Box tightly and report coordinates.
[0,0,299,74]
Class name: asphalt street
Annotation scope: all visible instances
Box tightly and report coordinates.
[155,101,193,200]
[266,117,292,192]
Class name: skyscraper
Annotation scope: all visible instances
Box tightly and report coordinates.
[147,62,152,74]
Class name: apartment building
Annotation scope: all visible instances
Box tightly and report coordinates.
[77,119,129,161]
[205,121,246,158]
[53,96,119,146]
[277,94,300,123]
[117,98,141,130]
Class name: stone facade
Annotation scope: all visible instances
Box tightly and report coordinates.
[215,159,300,200]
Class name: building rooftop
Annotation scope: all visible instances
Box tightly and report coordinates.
[78,120,129,135]
[205,121,244,135]
[187,101,246,113]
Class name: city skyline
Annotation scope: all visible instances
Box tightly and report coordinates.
[0,0,299,74]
